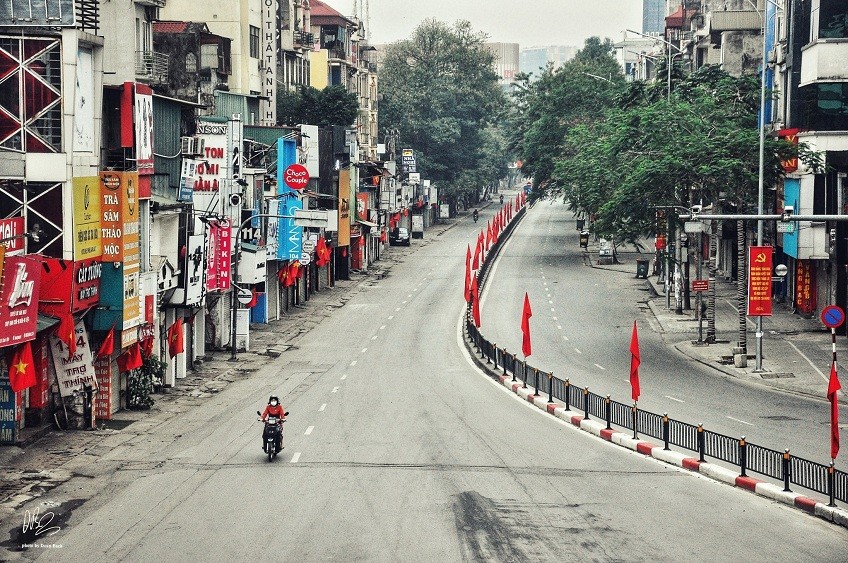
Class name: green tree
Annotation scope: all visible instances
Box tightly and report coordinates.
[379,19,507,207]
[276,85,359,127]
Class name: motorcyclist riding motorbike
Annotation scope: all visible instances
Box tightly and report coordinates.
[472,209,479,223]
[259,396,286,452]
[499,194,504,204]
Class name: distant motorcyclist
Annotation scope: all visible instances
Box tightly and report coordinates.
[259,396,286,451]
[499,194,504,204]
[472,209,479,223]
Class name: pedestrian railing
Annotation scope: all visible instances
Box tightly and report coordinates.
[464,203,846,507]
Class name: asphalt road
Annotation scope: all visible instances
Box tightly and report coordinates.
[22,203,848,562]
[481,198,838,465]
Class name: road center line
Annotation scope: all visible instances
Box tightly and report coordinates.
[350,360,357,367]
[340,374,347,380]
[563,335,569,341]
[380,325,386,330]
[574,348,582,354]
[371,335,378,340]
[394,308,400,312]
[664,395,685,403]
[305,426,314,435]
[388,315,394,320]
[727,416,753,426]
[319,403,327,411]
[290,452,301,463]
[557,325,562,330]
[332,386,340,393]
[361,348,367,354]
[594,364,606,370]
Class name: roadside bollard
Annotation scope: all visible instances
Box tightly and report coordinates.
[493,344,498,370]
[547,373,553,403]
[782,449,791,492]
[697,424,705,462]
[632,402,638,439]
[511,353,516,382]
[662,413,670,451]
[534,368,539,395]
[564,379,571,411]
[583,387,590,420]
[604,395,611,430]
[522,360,527,389]
[828,462,836,507]
[739,436,747,477]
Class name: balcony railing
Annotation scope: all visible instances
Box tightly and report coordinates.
[136,50,169,83]
[75,0,100,34]
[294,31,314,47]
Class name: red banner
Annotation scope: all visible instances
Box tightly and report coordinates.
[747,246,773,316]
[0,217,25,254]
[206,219,232,292]
[776,128,799,173]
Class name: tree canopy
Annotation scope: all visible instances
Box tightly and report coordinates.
[276,85,359,127]
[379,19,507,205]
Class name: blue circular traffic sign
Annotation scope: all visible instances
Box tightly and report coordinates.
[821,305,845,329]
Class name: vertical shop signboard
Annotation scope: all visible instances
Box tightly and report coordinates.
[122,172,142,330]
[194,121,228,216]
[747,246,773,316]
[0,377,15,444]
[94,358,112,420]
[134,84,154,175]
[338,168,351,247]
[205,220,233,292]
[276,137,302,261]
[72,176,102,260]
[100,172,123,262]
[795,260,816,315]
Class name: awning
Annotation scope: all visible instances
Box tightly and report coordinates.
[36,314,61,333]
[356,219,379,228]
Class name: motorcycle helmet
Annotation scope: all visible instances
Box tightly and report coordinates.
[269,395,279,406]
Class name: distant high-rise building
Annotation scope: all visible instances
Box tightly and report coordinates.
[643,0,665,34]
[485,43,520,92]
[519,46,579,78]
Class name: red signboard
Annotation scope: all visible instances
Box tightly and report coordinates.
[37,257,102,316]
[283,163,309,190]
[0,256,41,347]
[795,259,816,315]
[692,279,709,292]
[0,217,25,254]
[776,128,799,173]
[747,246,773,316]
[206,219,232,292]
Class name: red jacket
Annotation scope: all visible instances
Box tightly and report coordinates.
[261,404,285,421]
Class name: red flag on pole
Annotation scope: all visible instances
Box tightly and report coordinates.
[8,341,36,392]
[828,362,841,460]
[56,314,76,358]
[521,292,532,357]
[168,317,184,358]
[464,244,472,303]
[472,240,481,271]
[471,275,481,327]
[485,222,492,250]
[97,324,115,359]
[117,342,143,372]
[629,320,641,402]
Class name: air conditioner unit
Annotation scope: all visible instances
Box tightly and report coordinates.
[180,136,205,156]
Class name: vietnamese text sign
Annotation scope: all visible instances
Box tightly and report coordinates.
[94,358,112,420]
[99,172,124,262]
[0,256,40,346]
[206,219,232,292]
[72,176,102,260]
[0,378,15,444]
[122,172,142,329]
[747,246,773,316]
[0,217,25,255]
[194,122,228,215]
[50,319,98,397]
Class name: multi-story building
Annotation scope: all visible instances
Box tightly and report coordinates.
[486,43,520,93]
[643,0,667,34]
[518,46,578,78]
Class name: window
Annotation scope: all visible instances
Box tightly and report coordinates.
[185,52,197,73]
[249,25,259,58]
[800,83,848,131]
[819,0,848,39]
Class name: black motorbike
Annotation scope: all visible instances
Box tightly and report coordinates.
[472,210,479,223]
[257,410,288,461]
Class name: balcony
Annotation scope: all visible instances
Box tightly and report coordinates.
[294,31,314,48]
[136,50,169,83]
[75,0,100,34]
[800,40,848,86]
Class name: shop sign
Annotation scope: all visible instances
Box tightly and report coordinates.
[795,259,816,315]
[72,176,102,260]
[49,319,98,397]
[194,122,228,215]
[0,378,15,444]
[178,158,198,202]
[261,0,277,126]
[94,358,112,420]
[300,124,319,178]
[0,256,40,347]
[0,217,25,255]
[206,219,232,292]
[134,84,154,175]
[37,258,102,316]
[337,168,351,247]
[777,128,799,173]
[99,171,136,263]
[279,198,302,262]
[179,234,206,305]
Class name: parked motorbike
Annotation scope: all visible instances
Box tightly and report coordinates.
[257,410,288,461]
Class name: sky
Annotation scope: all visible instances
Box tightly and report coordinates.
[333,0,644,48]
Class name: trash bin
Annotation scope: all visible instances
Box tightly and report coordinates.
[636,258,649,279]
[579,231,590,248]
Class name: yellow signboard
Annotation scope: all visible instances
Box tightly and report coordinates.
[121,172,141,329]
[72,176,102,260]
[338,168,351,247]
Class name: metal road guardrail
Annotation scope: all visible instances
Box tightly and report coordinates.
[465,204,847,507]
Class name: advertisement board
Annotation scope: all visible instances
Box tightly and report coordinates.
[50,319,98,397]
[72,176,102,260]
[194,121,228,216]
[0,256,40,347]
[134,84,154,175]
[0,217,25,255]
[338,169,351,246]
[0,378,15,444]
[747,246,773,316]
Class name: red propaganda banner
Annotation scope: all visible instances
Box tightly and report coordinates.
[0,256,41,347]
[747,246,773,316]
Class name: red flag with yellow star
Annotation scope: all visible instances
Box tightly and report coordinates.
[168,317,184,358]
[56,314,76,358]
[8,341,36,392]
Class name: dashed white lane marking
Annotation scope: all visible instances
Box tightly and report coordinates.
[402,301,408,304]
[407,294,412,298]
[574,348,582,354]
[557,325,562,330]
[563,335,569,341]
[395,308,400,312]
[332,386,340,393]
[305,426,314,435]
[727,416,753,426]
[548,300,553,305]
[290,452,301,463]
[552,316,558,321]
[388,315,394,319]
[550,308,555,312]
[380,325,386,330]
[594,364,606,370]
[665,395,685,403]
[350,360,357,366]
[361,348,367,354]
[371,335,378,340]
[319,403,327,411]
[340,374,347,380]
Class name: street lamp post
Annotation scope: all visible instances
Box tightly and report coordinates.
[229,212,296,362]
[625,29,685,101]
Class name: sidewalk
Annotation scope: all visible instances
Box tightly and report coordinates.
[586,240,846,405]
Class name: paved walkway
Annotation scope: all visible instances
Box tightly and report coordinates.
[586,240,847,405]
